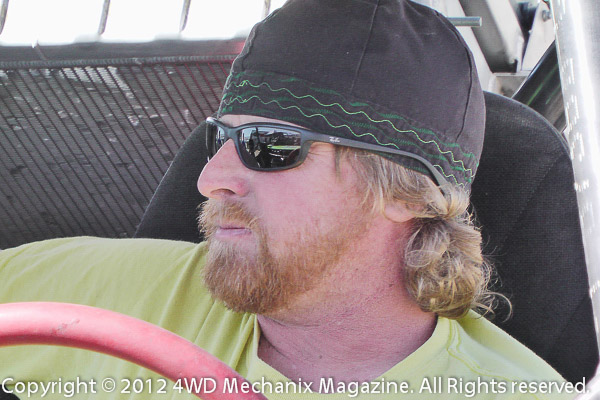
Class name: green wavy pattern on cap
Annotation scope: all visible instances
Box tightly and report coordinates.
[219,71,478,186]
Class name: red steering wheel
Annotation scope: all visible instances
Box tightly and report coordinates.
[0,302,268,400]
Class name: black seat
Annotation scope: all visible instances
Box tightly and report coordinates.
[471,92,597,383]
[134,92,598,383]
[135,123,207,243]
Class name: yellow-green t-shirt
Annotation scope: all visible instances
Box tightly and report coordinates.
[0,237,578,399]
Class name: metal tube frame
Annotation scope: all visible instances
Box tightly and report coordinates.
[549,0,600,358]
[0,0,8,36]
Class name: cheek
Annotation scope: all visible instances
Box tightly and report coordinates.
[256,180,363,242]
[254,186,315,240]
[250,152,365,240]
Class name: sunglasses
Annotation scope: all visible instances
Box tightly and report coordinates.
[205,117,448,187]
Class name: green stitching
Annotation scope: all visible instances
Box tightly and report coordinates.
[224,94,470,184]
[302,105,470,174]
[226,80,477,176]
[225,90,442,159]
[222,94,469,185]
[244,102,471,176]
[279,76,300,83]
[231,79,477,165]
[223,92,473,182]
[226,71,478,160]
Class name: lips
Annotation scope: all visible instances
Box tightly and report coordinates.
[199,200,257,239]
[214,222,252,239]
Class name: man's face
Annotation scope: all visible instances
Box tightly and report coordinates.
[197,114,372,315]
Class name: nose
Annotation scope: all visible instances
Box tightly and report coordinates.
[197,139,251,199]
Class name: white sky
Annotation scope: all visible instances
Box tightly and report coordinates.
[0,0,289,45]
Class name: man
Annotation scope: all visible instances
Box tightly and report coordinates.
[0,0,573,399]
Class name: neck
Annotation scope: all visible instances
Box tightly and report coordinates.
[257,221,436,385]
[257,299,435,385]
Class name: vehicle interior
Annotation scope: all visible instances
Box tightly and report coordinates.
[1,0,599,398]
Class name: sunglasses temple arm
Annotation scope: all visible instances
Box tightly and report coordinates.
[312,134,449,187]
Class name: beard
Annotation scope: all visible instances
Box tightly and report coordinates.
[198,199,366,315]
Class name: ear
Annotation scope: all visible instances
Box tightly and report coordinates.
[383,202,414,223]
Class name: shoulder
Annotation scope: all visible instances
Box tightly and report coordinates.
[0,236,207,275]
[452,311,558,377]
[0,237,212,318]
[0,235,205,259]
[447,311,578,399]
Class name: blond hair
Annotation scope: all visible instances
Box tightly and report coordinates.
[338,149,503,319]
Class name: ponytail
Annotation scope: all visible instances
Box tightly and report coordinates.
[338,148,505,319]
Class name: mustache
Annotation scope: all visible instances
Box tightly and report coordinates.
[198,199,259,237]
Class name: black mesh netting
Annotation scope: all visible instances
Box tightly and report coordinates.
[0,57,234,248]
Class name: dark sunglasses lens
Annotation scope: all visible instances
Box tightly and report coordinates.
[206,122,227,158]
[239,127,302,169]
